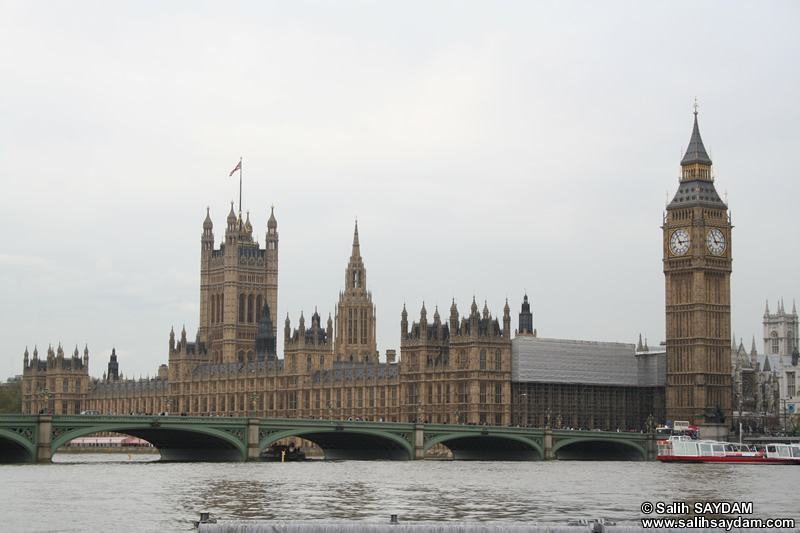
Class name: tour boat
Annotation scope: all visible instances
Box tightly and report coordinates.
[657,435,800,464]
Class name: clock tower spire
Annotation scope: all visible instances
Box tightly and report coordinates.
[663,104,732,428]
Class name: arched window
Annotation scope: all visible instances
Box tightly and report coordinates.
[256,295,263,321]
[480,350,487,370]
[239,295,245,323]
[63,379,69,393]
[247,295,254,323]
[772,331,780,354]
[495,350,502,371]
[75,380,81,394]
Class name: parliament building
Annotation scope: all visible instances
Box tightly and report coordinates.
[22,109,739,432]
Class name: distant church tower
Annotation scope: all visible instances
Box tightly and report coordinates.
[763,299,799,355]
[333,221,378,362]
[663,105,733,425]
[195,203,279,364]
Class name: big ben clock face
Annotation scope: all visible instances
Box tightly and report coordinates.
[707,228,726,255]
[669,228,690,256]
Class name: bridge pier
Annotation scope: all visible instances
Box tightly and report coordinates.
[414,423,425,459]
[37,415,52,463]
[543,429,555,460]
[247,418,261,461]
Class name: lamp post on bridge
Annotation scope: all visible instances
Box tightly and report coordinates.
[416,401,424,424]
[40,387,52,414]
[250,393,260,418]
[454,409,460,425]
[646,413,654,434]
[164,396,173,415]
[327,402,334,424]
[545,408,551,429]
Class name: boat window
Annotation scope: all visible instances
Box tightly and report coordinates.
[778,446,791,458]
[699,443,712,456]
[791,447,800,458]
[685,442,698,456]
[767,445,777,453]
[712,444,725,455]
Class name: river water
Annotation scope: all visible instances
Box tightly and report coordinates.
[1,453,797,532]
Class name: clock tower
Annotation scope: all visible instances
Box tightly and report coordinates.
[663,105,732,426]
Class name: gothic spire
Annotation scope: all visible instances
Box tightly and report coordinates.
[351,218,360,259]
[681,102,712,167]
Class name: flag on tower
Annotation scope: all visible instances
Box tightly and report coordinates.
[229,161,241,176]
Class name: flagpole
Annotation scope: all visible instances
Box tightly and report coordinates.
[238,156,243,214]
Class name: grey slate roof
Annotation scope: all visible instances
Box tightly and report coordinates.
[681,113,713,166]
[667,179,726,209]
[511,337,665,387]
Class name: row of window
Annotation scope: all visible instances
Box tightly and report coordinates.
[408,350,504,370]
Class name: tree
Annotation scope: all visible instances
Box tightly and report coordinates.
[0,381,22,413]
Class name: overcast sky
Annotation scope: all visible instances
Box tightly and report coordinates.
[2,1,798,380]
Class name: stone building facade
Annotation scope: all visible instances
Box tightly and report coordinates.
[22,189,670,430]
[21,210,517,425]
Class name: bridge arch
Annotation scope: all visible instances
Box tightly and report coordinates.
[48,418,249,461]
[259,424,415,460]
[552,435,647,460]
[423,431,545,461]
[0,426,38,463]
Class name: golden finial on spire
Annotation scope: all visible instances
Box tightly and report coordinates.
[693,97,699,115]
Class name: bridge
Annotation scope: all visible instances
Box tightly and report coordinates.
[0,414,655,463]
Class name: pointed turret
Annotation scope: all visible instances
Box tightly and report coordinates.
[267,205,277,232]
[449,299,459,333]
[108,348,120,381]
[518,293,534,337]
[681,108,713,166]
[351,219,360,259]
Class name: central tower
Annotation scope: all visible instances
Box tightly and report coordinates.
[334,221,377,362]
[663,107,732,425]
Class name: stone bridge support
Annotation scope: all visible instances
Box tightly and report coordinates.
[37,415,52,463]
[543,429,555,460]
[247,418,261,461]
[414,423,425,459]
